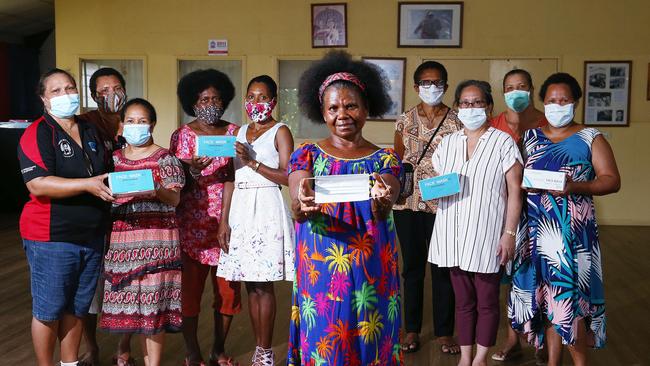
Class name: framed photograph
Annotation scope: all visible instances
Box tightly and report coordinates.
[583,61,632,126]
[363,57,406,121]
[311,3,347,48]
[398,2,463,48]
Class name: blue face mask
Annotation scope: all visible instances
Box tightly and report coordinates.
[49,93,79,118]
[122,124,151,146]
[504,90,530,112]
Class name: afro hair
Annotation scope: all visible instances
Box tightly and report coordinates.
[177,68,235,117]
[298,50,392,122]
[539,72,583,102]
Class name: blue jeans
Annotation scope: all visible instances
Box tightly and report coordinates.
[23,237,104,321]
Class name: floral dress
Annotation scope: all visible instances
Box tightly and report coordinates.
[509,128,606,349]
[287,143,403,366]
[100,148,185,334]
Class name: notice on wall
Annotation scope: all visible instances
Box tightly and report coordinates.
[208,39,228,55]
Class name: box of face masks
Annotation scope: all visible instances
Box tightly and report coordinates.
[312,174,370,204]
[522,169,566,191]
[108,169,155,197]
[196,135,236,157]
[418,172,461,201]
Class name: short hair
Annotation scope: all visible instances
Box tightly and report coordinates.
[120,98,157,123]
[177,69,236,116]
[539,72,583,102]
[298,50,391,122]
[503,69,533,90]
[247,75,277,99]
[37,68,76,97]
[413,61,448,84]
[89,67,126,97]
[454,80,494,107]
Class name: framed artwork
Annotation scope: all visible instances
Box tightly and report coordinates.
[363,57,406,121]
[398,2,463,48]
[311,3,347,48]
[583,61,632,126]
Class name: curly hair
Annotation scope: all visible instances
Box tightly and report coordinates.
[298,51,392,122]
[177,69,235,116]
[539,72,582,102]
[454,80,494,107]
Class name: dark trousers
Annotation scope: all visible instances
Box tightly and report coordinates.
[394,209,455,336]
[449,267,501,347]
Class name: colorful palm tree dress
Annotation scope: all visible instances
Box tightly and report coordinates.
[509,128,606,349]
[287,143,403,366]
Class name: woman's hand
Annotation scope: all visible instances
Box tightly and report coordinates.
[548,176,574,197]
[235,141,254,167]
[496,233,516,266]
[189,156,213,175]
[297,178,321,215]
[85,173,114,202]
[371,172,392,207]
[217,220,231,253]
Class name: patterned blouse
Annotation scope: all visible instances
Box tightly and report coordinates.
[394,105,462,213]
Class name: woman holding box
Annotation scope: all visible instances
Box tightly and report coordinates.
[428,80,523,366]
[170,69,241,366]
[509,73,620,366]
[217,75,295,366]
[99,98,185,366]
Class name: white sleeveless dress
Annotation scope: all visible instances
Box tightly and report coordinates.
[216,123,295,281]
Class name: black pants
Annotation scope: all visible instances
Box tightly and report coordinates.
[394,209,455,336]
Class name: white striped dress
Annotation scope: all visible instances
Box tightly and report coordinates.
[427,127,522,274]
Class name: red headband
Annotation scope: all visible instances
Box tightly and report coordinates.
[318,72,366,103]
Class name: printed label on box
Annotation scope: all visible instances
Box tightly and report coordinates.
[108,169,155,197]
[196,135,236,157]
[522,169,566,191]
[418,172,461,201]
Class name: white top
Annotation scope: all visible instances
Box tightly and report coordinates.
[428,127,522,274]
[234,122,285,184]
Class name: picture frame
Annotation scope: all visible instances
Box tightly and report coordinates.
[363,57,407,121]
[398,2,463,48]
[583,61,632,126]
[311,3,348,48]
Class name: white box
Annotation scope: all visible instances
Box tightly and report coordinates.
[522,169,566,191]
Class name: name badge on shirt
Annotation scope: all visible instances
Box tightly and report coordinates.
[309,174,370,204]
[108,169,155,197]
[522,169,566,191]
[418,172,461,201]
[195,135,236,157]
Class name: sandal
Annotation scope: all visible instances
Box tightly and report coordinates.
[435,336,460,355]
[182,359,206,366]
[491,344,523,362]
[112,355,137,366]
[400,340,420,353]
[209,357,239,366]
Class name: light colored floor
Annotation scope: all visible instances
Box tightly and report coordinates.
[1,214,649,365]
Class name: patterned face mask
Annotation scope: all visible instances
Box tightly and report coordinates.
[97,90,126,113]
[245,99,276,123]
[194,104,225,125]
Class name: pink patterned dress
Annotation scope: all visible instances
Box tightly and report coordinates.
[100,148,185,334]
[169,123,237,265]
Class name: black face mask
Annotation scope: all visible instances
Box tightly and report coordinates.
[194,105,224,125]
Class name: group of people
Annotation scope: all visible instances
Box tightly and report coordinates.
[17,50,619,366]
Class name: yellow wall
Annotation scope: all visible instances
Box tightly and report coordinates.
[55,0,650,225]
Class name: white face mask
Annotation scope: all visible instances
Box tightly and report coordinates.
[309,174,370,204]
[457,108,487,131]
[544,103,574,128]
[418,85,444,106]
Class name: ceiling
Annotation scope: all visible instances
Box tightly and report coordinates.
[0,0,54,43]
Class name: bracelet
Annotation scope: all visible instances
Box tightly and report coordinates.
[504,229,517,237]
[253,161,261,172]
[189,167,202,179]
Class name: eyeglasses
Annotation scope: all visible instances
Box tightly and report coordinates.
[458,100,487,108]
[417,79,446,88]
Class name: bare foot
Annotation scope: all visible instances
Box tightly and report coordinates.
[491,338,522,361]
[401,332,421,353]
[436,335,460,354]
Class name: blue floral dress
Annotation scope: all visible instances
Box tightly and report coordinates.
[287,143,403,366]
[509,128,606,349]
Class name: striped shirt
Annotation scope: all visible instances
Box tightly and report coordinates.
[427,127,522,274]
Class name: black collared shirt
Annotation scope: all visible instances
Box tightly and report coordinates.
[17,113,110,244]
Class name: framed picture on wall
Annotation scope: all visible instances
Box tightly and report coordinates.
[583,61,632,126]
[398,2,463,48]
[311,3,347,48]
[362,57,406,121]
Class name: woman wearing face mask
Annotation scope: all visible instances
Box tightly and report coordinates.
[393,61,462,355]
[99,98,185,366]
[216,75,295,366]
[170,69,242,366]
[490,69,548,364]
[509,73,620,366]
[17,68,112,366]
[288,51,403,366]
[428,80,523,366]
[490,69,547,145]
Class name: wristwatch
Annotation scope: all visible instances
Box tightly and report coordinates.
[504,229,517,237]
[253,161,261,172]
